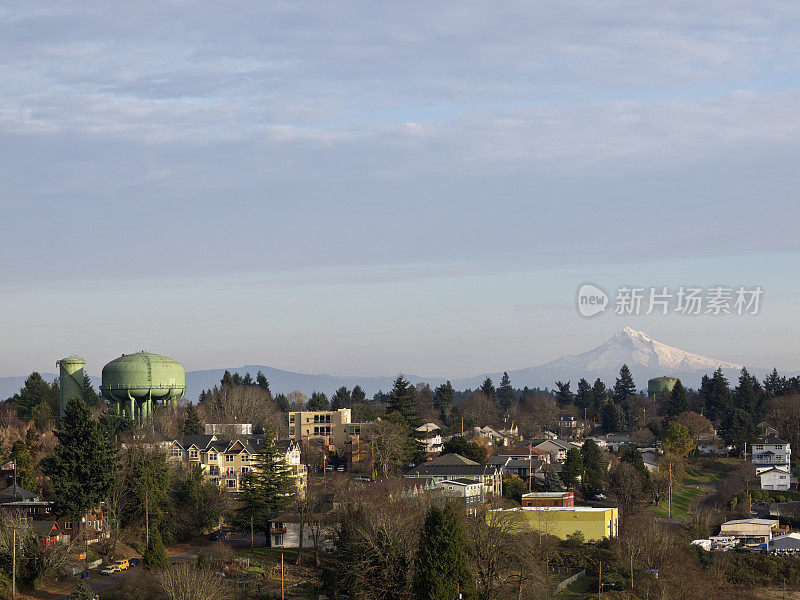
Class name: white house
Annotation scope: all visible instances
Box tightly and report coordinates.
[759,467,792,491]
[437,478,483,506]
[751,436,791,475]
[415,423,443,454]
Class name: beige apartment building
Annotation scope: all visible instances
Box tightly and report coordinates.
[169,433,307,498]
[288,408,370,451]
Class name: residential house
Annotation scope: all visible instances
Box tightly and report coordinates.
[590,433,633,452]
[759,467,792,491]
[268,513,336,550]
[416,423,444,454]
[751,436,791,475]
[276,439,309,498]
[532,439,579,463]
[205,423,253,436]
[404,453,503,497]
[438,478,483,506]
[696,434,734,456]
[556,415,587,438]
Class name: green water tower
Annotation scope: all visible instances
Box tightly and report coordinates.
[100,351,186,425]
[648,376,679,399]
[57,356,86,418]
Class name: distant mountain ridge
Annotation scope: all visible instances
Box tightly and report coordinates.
[0,328,788,401]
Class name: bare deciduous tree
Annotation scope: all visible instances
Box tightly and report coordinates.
[155,563,234,600]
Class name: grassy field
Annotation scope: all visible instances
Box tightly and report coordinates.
[558,575,597,598]
[652,484,702,519]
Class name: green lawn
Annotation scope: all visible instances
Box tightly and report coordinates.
[651,483,702,519]
[559,575,597,598]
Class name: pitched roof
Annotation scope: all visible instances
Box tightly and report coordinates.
[427,453,479,466]
[177,435,216,450]
[441,478,482,486]
[405,463,499,478]
[754,436,788,445]
[0,486,38,501]
[497,445,549,457]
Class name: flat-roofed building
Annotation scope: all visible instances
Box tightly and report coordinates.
[521,491,574,507]
[719,518,781,542]
[491,506,618,541]
[288,408,371,451]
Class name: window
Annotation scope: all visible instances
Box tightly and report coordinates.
[210,466,220,476]
[241,454,249,462]
[755,445,764,450]
[314,415,320,424]
[314,427,319,435]
[171,448,182,458]
[225,454,234,463]
[209,452,218,461]
[226,466,235,475]
[242,466,250,474]
[226,479,237,489]
[289,414,295,423]
[64,521,73,530]
[325,414,331,423]
[189,449,199,459]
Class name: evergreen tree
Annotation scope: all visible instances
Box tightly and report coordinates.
[720,408,756,450]
[9,437,38,493]
[414,504,474,600]
[575,378,592,411]
[433,381,455,424]
[387,375,421,428]
[70,581,94,600]
[8,372,58,423]
[545,469,564,492]
[667,379,689,417]
[580,439,606,498]
[235,433,293,546]
[142,527,168,569]
[590,378,608,419]
[183,403,203,436]
[601,401,621,433]
[232,372,243,385]
[274,393,289,413]
[331,386,352,410]
[764,368,786,398]
[220,370,235,387]
[242,372,254,386]
[555,381,574,407]
[83,373,101,408]
[562,448,583,489]
[733,368,757,414]
[351,385,367,404]
[613,365,636,403]
[41,397,118,519]
[256,371,273,399]
[701,368,732,421]
[479,377,496,400]
[307,391,329,411]
[497,372,514,411]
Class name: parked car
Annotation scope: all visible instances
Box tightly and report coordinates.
[101,565,119,576]
[112,559,130,571]
[324,466,334,472]
[336,465,345,472]
[209,529,228,541]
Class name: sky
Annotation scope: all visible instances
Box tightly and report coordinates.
[2,1,800,379]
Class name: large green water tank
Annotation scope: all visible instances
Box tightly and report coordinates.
[57,356,85,417]
[648,376,679,397]
[101,352,186,422]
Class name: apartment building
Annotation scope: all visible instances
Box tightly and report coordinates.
[288,408,371,451]
[169,433,307,497]
[751,436,791,475]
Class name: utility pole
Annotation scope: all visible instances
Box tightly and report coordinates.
[250,515,254,550]
[145,489,150,545]
[630,552,634,590]
[11,527,16,600]
[598,559,602,599]
[281,552,285,600]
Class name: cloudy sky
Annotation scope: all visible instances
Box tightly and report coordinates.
[2,1,800,378]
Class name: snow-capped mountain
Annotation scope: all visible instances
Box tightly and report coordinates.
[452,327,752,391]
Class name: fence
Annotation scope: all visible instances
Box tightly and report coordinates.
[554,568,586,595]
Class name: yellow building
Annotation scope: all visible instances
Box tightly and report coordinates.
[288,408,370,450]
[490,506,619,541]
